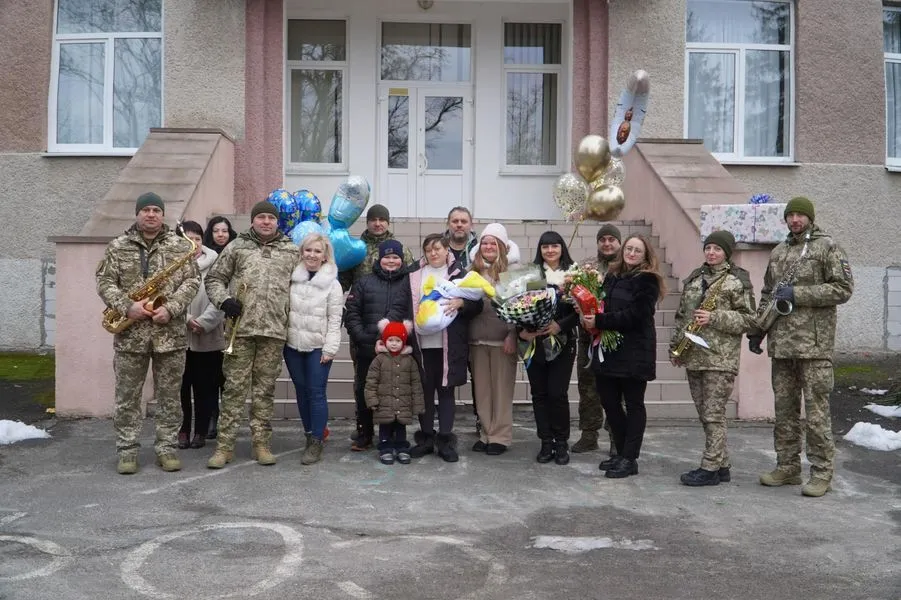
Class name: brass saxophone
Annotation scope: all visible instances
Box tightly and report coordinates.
[671,273,728,358]
[101,228,197,334]
[756,232,810,333]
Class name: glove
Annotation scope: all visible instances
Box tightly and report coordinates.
[221,297,243,318]
[774,285,794,303]
[748,335,764,355]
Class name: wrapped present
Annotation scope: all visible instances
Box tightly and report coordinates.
[415,272,495,336]
[699,204,755,243]
[752,203,787,243]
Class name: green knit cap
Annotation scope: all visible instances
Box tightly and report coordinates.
[135,192,164,215]
[251,200,279,219]
[784,196,815,221]
[703,230,736,260]
[596,224,622,243]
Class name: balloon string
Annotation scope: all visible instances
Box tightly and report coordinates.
[569,219,582,248]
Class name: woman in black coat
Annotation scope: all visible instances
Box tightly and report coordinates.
[344,239,413,450]
[519,231,579,465]
[580,234,665,479]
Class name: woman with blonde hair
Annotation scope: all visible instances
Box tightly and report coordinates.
[468,223,521,455]
[580,234,665,478]
[284,233,344,465]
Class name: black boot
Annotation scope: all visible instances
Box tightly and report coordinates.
[598,455,620,471]
[553,441,570,465]
[604,457,638,479]
[536,440,555,464]
[436,433,459,463]
[681,468,720,487]
[410,431,436,458]
[717,467,731,482]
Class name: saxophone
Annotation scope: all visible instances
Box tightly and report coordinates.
[756,231,810,333]
[671,272,728,358]
[101,228,197,334]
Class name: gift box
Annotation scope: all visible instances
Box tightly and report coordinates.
[699,203,788,244]
[751,203,788,243]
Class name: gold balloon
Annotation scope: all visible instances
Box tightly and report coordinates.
[575,135,611,182]
[585,185,625,221]
[553,173,589,220]
[602,157,626,187]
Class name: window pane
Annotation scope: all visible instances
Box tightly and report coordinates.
[885,10,901,53]
[57,0,161,34]
[387,96,409,169]
[57,43,105,145]
[887,63,901,158]
[744,50,789,157]
[287,20,346,61]
[424,96,464,170]
[506,72,557,166]
[381,22,471,82]
[504,23,562,65]
[113,38,161,148]
[290,70,342,163]
[687,52,735,154]
[687,0,789,44]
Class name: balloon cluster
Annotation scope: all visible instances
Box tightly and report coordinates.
[553,70,650,223]
[266,175,371,272]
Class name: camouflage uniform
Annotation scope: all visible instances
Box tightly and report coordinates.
[96,225,200,456]
[755,225,853,481]
[671,262,756,471]
[205,229,299,452]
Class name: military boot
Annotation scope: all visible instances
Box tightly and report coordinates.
[156,453,182,472]
[117,452,138,475]
[252,444,277,466]
[801,477,832,497]
[570,430,599,454]
[207,448,234,469]
[301,439,324,465]
[759,467,802,487]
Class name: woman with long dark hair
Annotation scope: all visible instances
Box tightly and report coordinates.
[580,234,665,479]
[519,231,579,465]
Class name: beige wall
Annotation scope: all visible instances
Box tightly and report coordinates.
[163,0,246,139]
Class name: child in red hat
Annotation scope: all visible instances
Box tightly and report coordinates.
[365,319,424,464]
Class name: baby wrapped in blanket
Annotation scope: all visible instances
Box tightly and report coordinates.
[415,271,495,336]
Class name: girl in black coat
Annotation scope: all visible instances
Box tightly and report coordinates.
[520,231,579,465]
[344,240,413,450]
[580,234,665,479]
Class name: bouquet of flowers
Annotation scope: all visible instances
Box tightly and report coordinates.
[491,265,561,366]
[562,262,623,352]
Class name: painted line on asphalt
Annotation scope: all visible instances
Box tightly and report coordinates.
[0,512,27,527]
[121,521,303,599]
[0,534,72,582]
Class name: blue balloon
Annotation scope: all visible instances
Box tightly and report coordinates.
[266,188,301,235]
[329,228,367,271]
[289,220,324,246]
[294,189,322,222]
[327,176,371,229]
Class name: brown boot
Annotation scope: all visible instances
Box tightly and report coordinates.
[252,445,277,466]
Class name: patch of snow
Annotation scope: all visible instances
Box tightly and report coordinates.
[843,422,901,452]
[848,385,857,390]
[531,535,657,553]
[860,388,889,396]
[0,420,51,445]
[865,403,901,418]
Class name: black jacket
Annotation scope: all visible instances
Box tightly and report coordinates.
[345,263,412,361]
[592,270,659,381]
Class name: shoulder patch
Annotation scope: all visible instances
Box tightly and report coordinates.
[840,258,852,280]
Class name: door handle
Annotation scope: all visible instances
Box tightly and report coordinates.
[418,153,429,175]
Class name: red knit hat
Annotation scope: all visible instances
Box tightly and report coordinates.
[379,320,409,345]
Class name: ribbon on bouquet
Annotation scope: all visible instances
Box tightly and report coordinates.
[518,333,565,369]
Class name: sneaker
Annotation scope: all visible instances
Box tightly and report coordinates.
[207,449,233,469]
[680,467,720,487]
[759,467,802,487]
[379,451,395,465]
[156,453,182,472]
[801,477,832,497]
[116,453,138,475]
[301,439,323,465]
[717,467,732,482]
[570,431,599,454]
[471,440,487,452]
[396,451,412,464]
[251,445,277,466]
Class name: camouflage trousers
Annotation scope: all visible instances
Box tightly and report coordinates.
[771,358,835,480]
[686,369,735,471]
[217,336,283,452]
[114,350,185,456]
[576,330,611,436]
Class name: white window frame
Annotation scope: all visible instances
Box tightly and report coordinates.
[47,1,163,155]
[885,6,901,168]
[683,0,795,164]
[500,20,567,175]
[285,18,349,174]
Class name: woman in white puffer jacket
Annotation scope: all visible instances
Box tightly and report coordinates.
[284,233,344,465]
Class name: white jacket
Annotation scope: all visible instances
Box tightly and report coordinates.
[286,261,344,357]
[186,246,226,352]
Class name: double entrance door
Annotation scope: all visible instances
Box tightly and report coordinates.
[378,85,473,219]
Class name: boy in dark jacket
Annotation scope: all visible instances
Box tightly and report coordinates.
[365,320,424,465]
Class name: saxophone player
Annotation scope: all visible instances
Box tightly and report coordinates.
[670,231,756,486]
[749,197,853,497]
[96,193,200,475]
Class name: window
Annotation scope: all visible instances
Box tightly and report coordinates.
[685,0,793,162]
[380,22,471,82]
[885,8,901,166]
[49,0,162,153]
[287,19,347,169]
[503,23,562,170]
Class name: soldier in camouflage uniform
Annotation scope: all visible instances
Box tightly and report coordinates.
[204,201,299,468]
[96,192,200,475]
[669,230,756,486]
[748,197,853,497]
[572,224,621,455]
